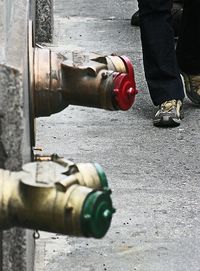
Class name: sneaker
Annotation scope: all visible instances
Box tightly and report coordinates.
[182,74,200,105]
[153,99,183,127]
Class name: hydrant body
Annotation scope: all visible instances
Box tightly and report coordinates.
[0,159,115,239]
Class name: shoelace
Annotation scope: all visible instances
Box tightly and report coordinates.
[161,100,178,112]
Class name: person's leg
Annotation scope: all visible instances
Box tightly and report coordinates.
[176,0,200,104]
[177,0,200,74]
[138,0,184,106]
[171,0,183,37]
[132,0,184,35]
[131,10,140,26]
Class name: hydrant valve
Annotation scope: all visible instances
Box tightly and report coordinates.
[113,56,138,110]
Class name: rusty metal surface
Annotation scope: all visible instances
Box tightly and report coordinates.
[33,48,64,117]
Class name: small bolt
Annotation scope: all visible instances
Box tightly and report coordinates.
[112,208,116,213]
[113,88,119,94]
[104,187,112,195]
[101,72,108,79]
[127,87,135,97]
[84,214,91,221]
[103,210,112,219]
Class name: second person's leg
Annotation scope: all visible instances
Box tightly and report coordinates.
[137,0,185,126]
[138,0,184,105]
[132,0,184,38]
[176,0,200,104]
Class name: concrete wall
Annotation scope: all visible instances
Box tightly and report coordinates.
[0,0,34,270]
[35,0,53,43]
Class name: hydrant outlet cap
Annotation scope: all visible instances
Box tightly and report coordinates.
[81,191,115,238]
[113,73,138,110]
[94,163,108,189]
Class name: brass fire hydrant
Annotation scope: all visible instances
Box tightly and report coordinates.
[32,48,138,117]
[0,155,115,238]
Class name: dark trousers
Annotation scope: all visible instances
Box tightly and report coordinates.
[177,0,200,74]
[137,0,200,105]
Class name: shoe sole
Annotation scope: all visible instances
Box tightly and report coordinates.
[153,111,184,127]
[153,116,181,127]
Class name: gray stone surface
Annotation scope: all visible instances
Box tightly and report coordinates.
[35,0,200,271]
[35,0,53,43]
[0,0,34,270]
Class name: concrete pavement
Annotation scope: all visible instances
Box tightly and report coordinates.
[35,1,200,270]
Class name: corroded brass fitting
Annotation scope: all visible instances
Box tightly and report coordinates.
[34,153,109,190]
[0,159,115,238]
[33,48,138,117]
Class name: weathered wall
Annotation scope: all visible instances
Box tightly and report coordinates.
[35,0,53,43]
[0,0,34,270]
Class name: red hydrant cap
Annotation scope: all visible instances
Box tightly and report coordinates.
[112,56,138,110]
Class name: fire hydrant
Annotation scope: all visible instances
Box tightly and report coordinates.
[31,48,138,117]
[0,155,115,239]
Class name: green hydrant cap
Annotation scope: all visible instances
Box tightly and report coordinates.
[94,163,108,189]
[81,190,115,238]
